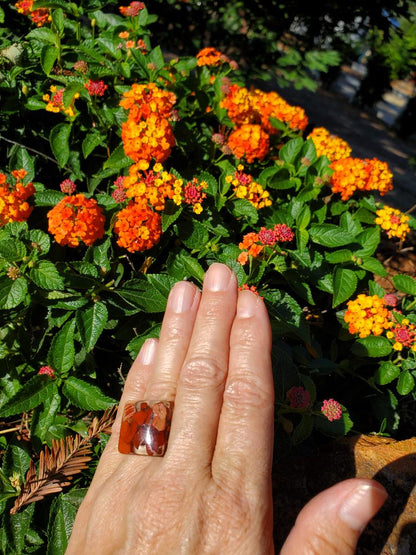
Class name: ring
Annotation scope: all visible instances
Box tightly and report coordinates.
[118,400,173,457]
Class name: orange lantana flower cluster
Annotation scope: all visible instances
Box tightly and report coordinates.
[221,85,308,133]
[123,162,183,211]
[114,203,162,253]
[237,224,294,265]
[330,157,393,201]
[344,294,392,338]
[43,85,79,118]
[0,169,35,226]
[47,194,105,247]
[120,83,176,164]
[225,165,272,209]
[307,127,352,162]
[221,84,308,163]
[196,47,238,70]
[15,0,51,26]
[375,205,410,241]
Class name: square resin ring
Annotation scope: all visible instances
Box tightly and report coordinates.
[118,400,173,457]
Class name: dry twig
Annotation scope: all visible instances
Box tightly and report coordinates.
[10,406,117,514]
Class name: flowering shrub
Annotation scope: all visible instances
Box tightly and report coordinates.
[1,1,416,551]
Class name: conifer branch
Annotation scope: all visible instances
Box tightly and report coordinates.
[10,406,117,514]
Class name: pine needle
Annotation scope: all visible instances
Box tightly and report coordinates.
[10,406,117,514]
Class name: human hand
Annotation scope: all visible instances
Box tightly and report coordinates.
[67,263,387,554]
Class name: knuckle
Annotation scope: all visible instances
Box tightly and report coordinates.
[223,376,272,410]
[181,356,226,390]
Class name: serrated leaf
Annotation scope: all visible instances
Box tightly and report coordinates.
[30,260,65,290]
[375,361,400,385]
[50,124,71,168]
[4,502,35,554]
[47,319,76,374]
[292,414,313,445]
[47,494,78,555]
[41,44,58,75]
[27,27,57,44]
[2,439,31,480]
[10,148,35,182]
[396,371,415,395]
[227,198,258,224]
[359,257,387,277]
[332,268,357,307]
[325,249,353,264]
[0,276,28,309]
[29,229,50,253]
[351,336,392,358]
[167,251,204,283]
[310,224,355,247]
[279,137,304,164]
[76,302,108,352]
[31,387,60,442]
[392,274,416,296]
[34,190,65,206]
[82,130,105,158]
[62,377,115,410]
[103,143,132,170]
[355,227,380,257]
[161,203,182,232]
[0,239,26,262]
[0,375,56,417]
[118,274,176,313]
[179,219,209,250]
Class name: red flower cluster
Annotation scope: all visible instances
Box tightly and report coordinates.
[237,224,294,265]
[119,1,145,16]
[15,0,51,26]
[85,80,108,97]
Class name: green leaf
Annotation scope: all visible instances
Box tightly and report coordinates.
[310,224,355,248]
[27,27,57,44]
[0,276,28,309]
[263,289,310,342]
[332,268,357,307]
[47,319,76,374]
[118,275,176,313]
[227,198,259,224]
[179,219,209,250]
[296,205,311,230]
[10,147,35,182]
[0,239,26,262]
[0,375,56,417]
[52,8,65,33]
[2,439,31,480]
[315,406,353,437]
[396,370,415,395]
[31,386,60,442]
[76,302,108,352]
[4,503,35,554]
[351,336,392,358]
[47,494,78,555]
[29,229,50,254]
[167,251,205,283]
[82,130,105,159]
[62,377,115,410]
[161,203,183,232]
[50,124,71,168]
[35,190,65,206]
[359,257,387,277]
[279,137,304,164]
[292,414,313,445]
[148,45,165,69]
[392,274,416,296]
[355,227,380,257]
[30,260,65,290]
[0,469,16,504]
[41,44,58,75]
[325,249,352,264]
[375,361,400,385]
[103,143,132,170]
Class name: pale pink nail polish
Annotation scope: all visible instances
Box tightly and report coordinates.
[204,263,232,292]
[338,483,388,531]
[167,281,196,313]
[138,338,157,365]
[237,290,257,318]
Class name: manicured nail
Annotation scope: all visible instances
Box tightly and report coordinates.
[204,263,232,292]
[138,338,158,365]
[168,281,196,313]
[237,290,257,318]
[338,483,388,532]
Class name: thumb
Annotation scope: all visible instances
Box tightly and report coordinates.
[280,478,388,554]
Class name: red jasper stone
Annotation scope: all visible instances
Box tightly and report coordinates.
[118,400,173,457]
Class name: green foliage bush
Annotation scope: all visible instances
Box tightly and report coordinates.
[0,1,416,552]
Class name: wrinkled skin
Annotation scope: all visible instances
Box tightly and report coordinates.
[67,263,387,555]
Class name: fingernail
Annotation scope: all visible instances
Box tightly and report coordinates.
[237,290,257,318]
[138,338,158,365]
[168,281,196,313]
[338,483,388,532]
[204,263,232,292]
